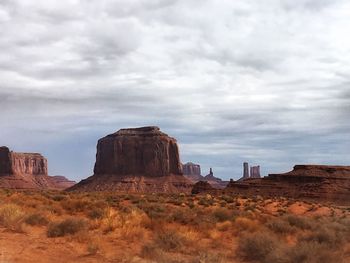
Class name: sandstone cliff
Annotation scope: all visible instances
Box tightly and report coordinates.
[0,146,75,190]
[223,165,350,204]
[70,126,192,193]
[94,126,182,177]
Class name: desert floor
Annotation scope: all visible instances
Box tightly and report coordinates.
[0,190,349,263]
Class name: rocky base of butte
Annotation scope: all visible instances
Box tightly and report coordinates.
[70,126,192,193]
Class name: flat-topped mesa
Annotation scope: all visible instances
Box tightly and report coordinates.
[270,165,350,179]
[0,146,74,190]
[182,162,201,177]
[0,146,48,176]
[94,126,183,177]
[223,164,350,204]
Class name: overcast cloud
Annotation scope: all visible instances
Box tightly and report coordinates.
[0,0,349,181]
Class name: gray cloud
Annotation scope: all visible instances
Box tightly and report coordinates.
[0,0,349,180]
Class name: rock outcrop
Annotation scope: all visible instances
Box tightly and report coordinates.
[250,166,261,178]
[182,162,202,180]
[183,164,228,189]
[191,181,215,194]
[49,176,76,189]
[225,165,350,204]
[0,146,75,190]
[238,162,261,181]
[70,126,192,193]
[94,126,182,177]
[0,147,48,176]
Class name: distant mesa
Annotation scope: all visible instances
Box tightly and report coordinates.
[182,162,202,181]
[225,164,350,203]
[183,162,228,189]
[0,146,75,190]
[69,126,193,193]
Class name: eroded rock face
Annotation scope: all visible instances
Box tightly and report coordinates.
[0,146,47,176]
[191,181,215,194]
[94,126,182,177]
[183,162,201,177]
[0,146,74,190]
[0,147,11,175]
[224,165,350,204]
[70,127,193,193]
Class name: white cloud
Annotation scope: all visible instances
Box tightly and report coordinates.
[0,0,349,180]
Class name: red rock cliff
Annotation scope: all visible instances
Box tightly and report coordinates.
[0,146,47,176]
[93,126,183,177]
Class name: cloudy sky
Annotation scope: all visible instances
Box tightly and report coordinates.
[0,0,349,181]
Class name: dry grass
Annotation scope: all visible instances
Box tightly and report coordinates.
[0,190,348,262]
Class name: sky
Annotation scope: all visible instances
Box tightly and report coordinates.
[0,0,349,181]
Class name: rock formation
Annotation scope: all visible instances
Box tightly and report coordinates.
[243,162,249,180]
[238,162,261,181]
[225,165,350,204]
[0,147,48,176]
[94,126,182,177]
[182,162,202,180]
[49,176,76,189]
[191,181,215,194]
[183,164,229,189]
[0,146,75,190]
[69,126,192,193]
[250,165,261,178]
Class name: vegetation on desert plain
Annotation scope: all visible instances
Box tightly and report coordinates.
[0,189,349,263]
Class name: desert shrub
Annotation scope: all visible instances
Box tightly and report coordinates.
[198,197,214,207]
[212,208,232,222]
[47,218,87,237]
[105,195,120,206]
[61,198,91,213]
[140,243,163,260]
[168,208,195,225]
[195,252,226,263]
[221,195,234,204]
[25,213,49,226]
[87,207,106,220]
[154,230,185,252]
[286,215,312,230]
[0,204,25,231]
[287,241,342,263]
[87,241,99,255]
[302,223,346,247]
[216,221,231,232]
[238,231,281,262]
[138,203,166,220]
[234,217,259,233]
[52,195,66,201]
[267,218,296,234]
[187,200,195,209]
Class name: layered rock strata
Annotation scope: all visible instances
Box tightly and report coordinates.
[70,126,192,193]
[0,146,75,190]
[224,165,350,203]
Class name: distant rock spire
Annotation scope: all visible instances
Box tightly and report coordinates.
[243,162,249,179]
